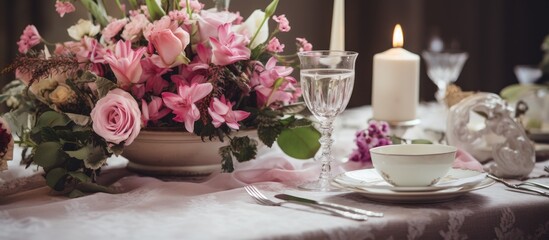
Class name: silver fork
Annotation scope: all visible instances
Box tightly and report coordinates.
[244,185,368,221]
[487,174,549,197]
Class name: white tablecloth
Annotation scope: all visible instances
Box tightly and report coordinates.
[1,103,548,240]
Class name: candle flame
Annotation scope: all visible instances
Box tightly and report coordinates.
[393,24,404,48]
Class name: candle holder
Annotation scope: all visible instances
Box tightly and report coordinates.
[372,118,421,137]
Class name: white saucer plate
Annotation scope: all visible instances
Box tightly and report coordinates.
[332,168,495,203]
[334,168,487,192]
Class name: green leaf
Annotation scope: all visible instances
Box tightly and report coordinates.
[95,77,118,99]
[45,168,67,191]
[68,171,92,183]
[278,103,307,115]
[277,126,320,159]
[79,0,109,27]
[84,146,109,170]
[40,127,59,142]
[66,145,92,160]
[220,145,234,172]
[146,0,167,21]
[230,136,257,162]
[410,139,433,144]
[258,122,282,147]
[34,142,64,168]
[34,111,71,130]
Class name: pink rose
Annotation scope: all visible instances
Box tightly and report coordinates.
[122,14,150,42]
[91,89,141,146]
[210,23,250,66]
[102,18,128,44]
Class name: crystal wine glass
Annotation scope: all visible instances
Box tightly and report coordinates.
[422,51,468,104]
[297,50,358,191]
[514,65,542,85]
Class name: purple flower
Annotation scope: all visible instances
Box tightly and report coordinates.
[349,121,392,164]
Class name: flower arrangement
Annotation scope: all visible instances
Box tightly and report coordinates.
[1,0,320,195]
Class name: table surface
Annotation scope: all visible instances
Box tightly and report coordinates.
[1,103,548,240]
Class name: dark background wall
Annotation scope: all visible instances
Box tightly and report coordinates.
[1,0,548,108]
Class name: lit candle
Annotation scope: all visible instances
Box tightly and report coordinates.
[372,24,420,123]
[329,0,345,51]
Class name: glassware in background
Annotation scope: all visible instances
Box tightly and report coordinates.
[422,51,468,104]
[514,65,542,85]
[298,50,358,191]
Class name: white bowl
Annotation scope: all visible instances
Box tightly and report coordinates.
[370,144,457,187]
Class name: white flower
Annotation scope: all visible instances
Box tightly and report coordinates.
[49,84,76,105]
[239,10,268,48]
[67,19,100,40]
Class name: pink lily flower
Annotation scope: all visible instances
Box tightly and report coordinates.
[188,43,211,72]
[251,57,297,107]
[208,96,250,130]
[141,97,171,127]
[161,83,213,132]
[210,23,250,66]
[104,40,146,90]
[140,58,170,95]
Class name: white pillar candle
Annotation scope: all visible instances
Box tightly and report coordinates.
[330,0,345,51]
[372,24,420,122]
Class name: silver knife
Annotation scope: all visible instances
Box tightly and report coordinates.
[275,194,384,217]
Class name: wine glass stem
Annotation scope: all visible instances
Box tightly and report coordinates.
[318,118,335,189]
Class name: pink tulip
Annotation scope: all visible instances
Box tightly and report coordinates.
[17,25,41,53]
[104,40,146,90]
[145,16,190,68]
[90,89,141,146]
[141,97,171,127]
[210,23,250,66]
[208,96,250,130]
[161,83,213,132]
[55,1,75,17]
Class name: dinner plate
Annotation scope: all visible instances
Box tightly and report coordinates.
[333,168,487,192]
